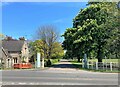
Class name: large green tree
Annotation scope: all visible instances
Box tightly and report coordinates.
[105,2,120,59]
[88,2,120,59]
[62,2,119,62]
[62,28,78,60]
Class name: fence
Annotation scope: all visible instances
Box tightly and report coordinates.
[82,62,119,71]
[13,63,32,69]
[0,63,2,69]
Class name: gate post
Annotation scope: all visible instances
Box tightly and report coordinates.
[37,52,41,68]
[110,62,112,71]
[96,62,98,70]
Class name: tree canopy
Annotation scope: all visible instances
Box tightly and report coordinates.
[62,2,120,62]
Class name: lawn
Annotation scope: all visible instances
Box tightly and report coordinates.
[88,59,119,63]
[51,58,60,64]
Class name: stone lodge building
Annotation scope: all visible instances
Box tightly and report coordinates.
[1,40,29,68]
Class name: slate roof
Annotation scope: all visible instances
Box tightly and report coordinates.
[2,47,12,58]
[2,40,24,52]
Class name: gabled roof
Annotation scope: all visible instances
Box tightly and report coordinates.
[2,47,12,58]
[2,40,25,52]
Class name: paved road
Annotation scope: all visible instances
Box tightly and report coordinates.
[1,59,119,85]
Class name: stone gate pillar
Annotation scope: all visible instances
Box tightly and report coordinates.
[37,52,41,68]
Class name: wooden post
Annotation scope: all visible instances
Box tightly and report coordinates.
[87,62,89,69]
[106,62,107,71]
[96,62,98,70]
[82,59,84,68]
[103,62,104,70]
[92,62,93,70]
[110,62,112,71]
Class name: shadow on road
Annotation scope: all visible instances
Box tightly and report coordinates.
[51,64,82,69]
[51,64,76,68]
[51,59,82,69]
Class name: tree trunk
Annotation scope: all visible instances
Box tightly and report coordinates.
[97,45,103,63]
[115,53,118,59]
[77,57,80,62]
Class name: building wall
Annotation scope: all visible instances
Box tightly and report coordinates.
[2,50,12,68]
[21,42,29,63]
[10,53,21,64]
[2,50,7,68]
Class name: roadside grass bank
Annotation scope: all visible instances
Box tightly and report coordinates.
[51,58,60,65]
[71,60,120,73]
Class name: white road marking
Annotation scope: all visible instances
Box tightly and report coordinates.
[2,81,118,85]
[11,82,15,85]
[29,83,35,85]
[18,82,27,85]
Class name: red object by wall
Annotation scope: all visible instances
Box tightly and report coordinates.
[13,63,32,69]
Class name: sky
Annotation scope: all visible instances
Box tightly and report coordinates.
[2,2,88,41]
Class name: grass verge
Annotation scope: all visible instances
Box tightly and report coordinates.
[71,61,120,73]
